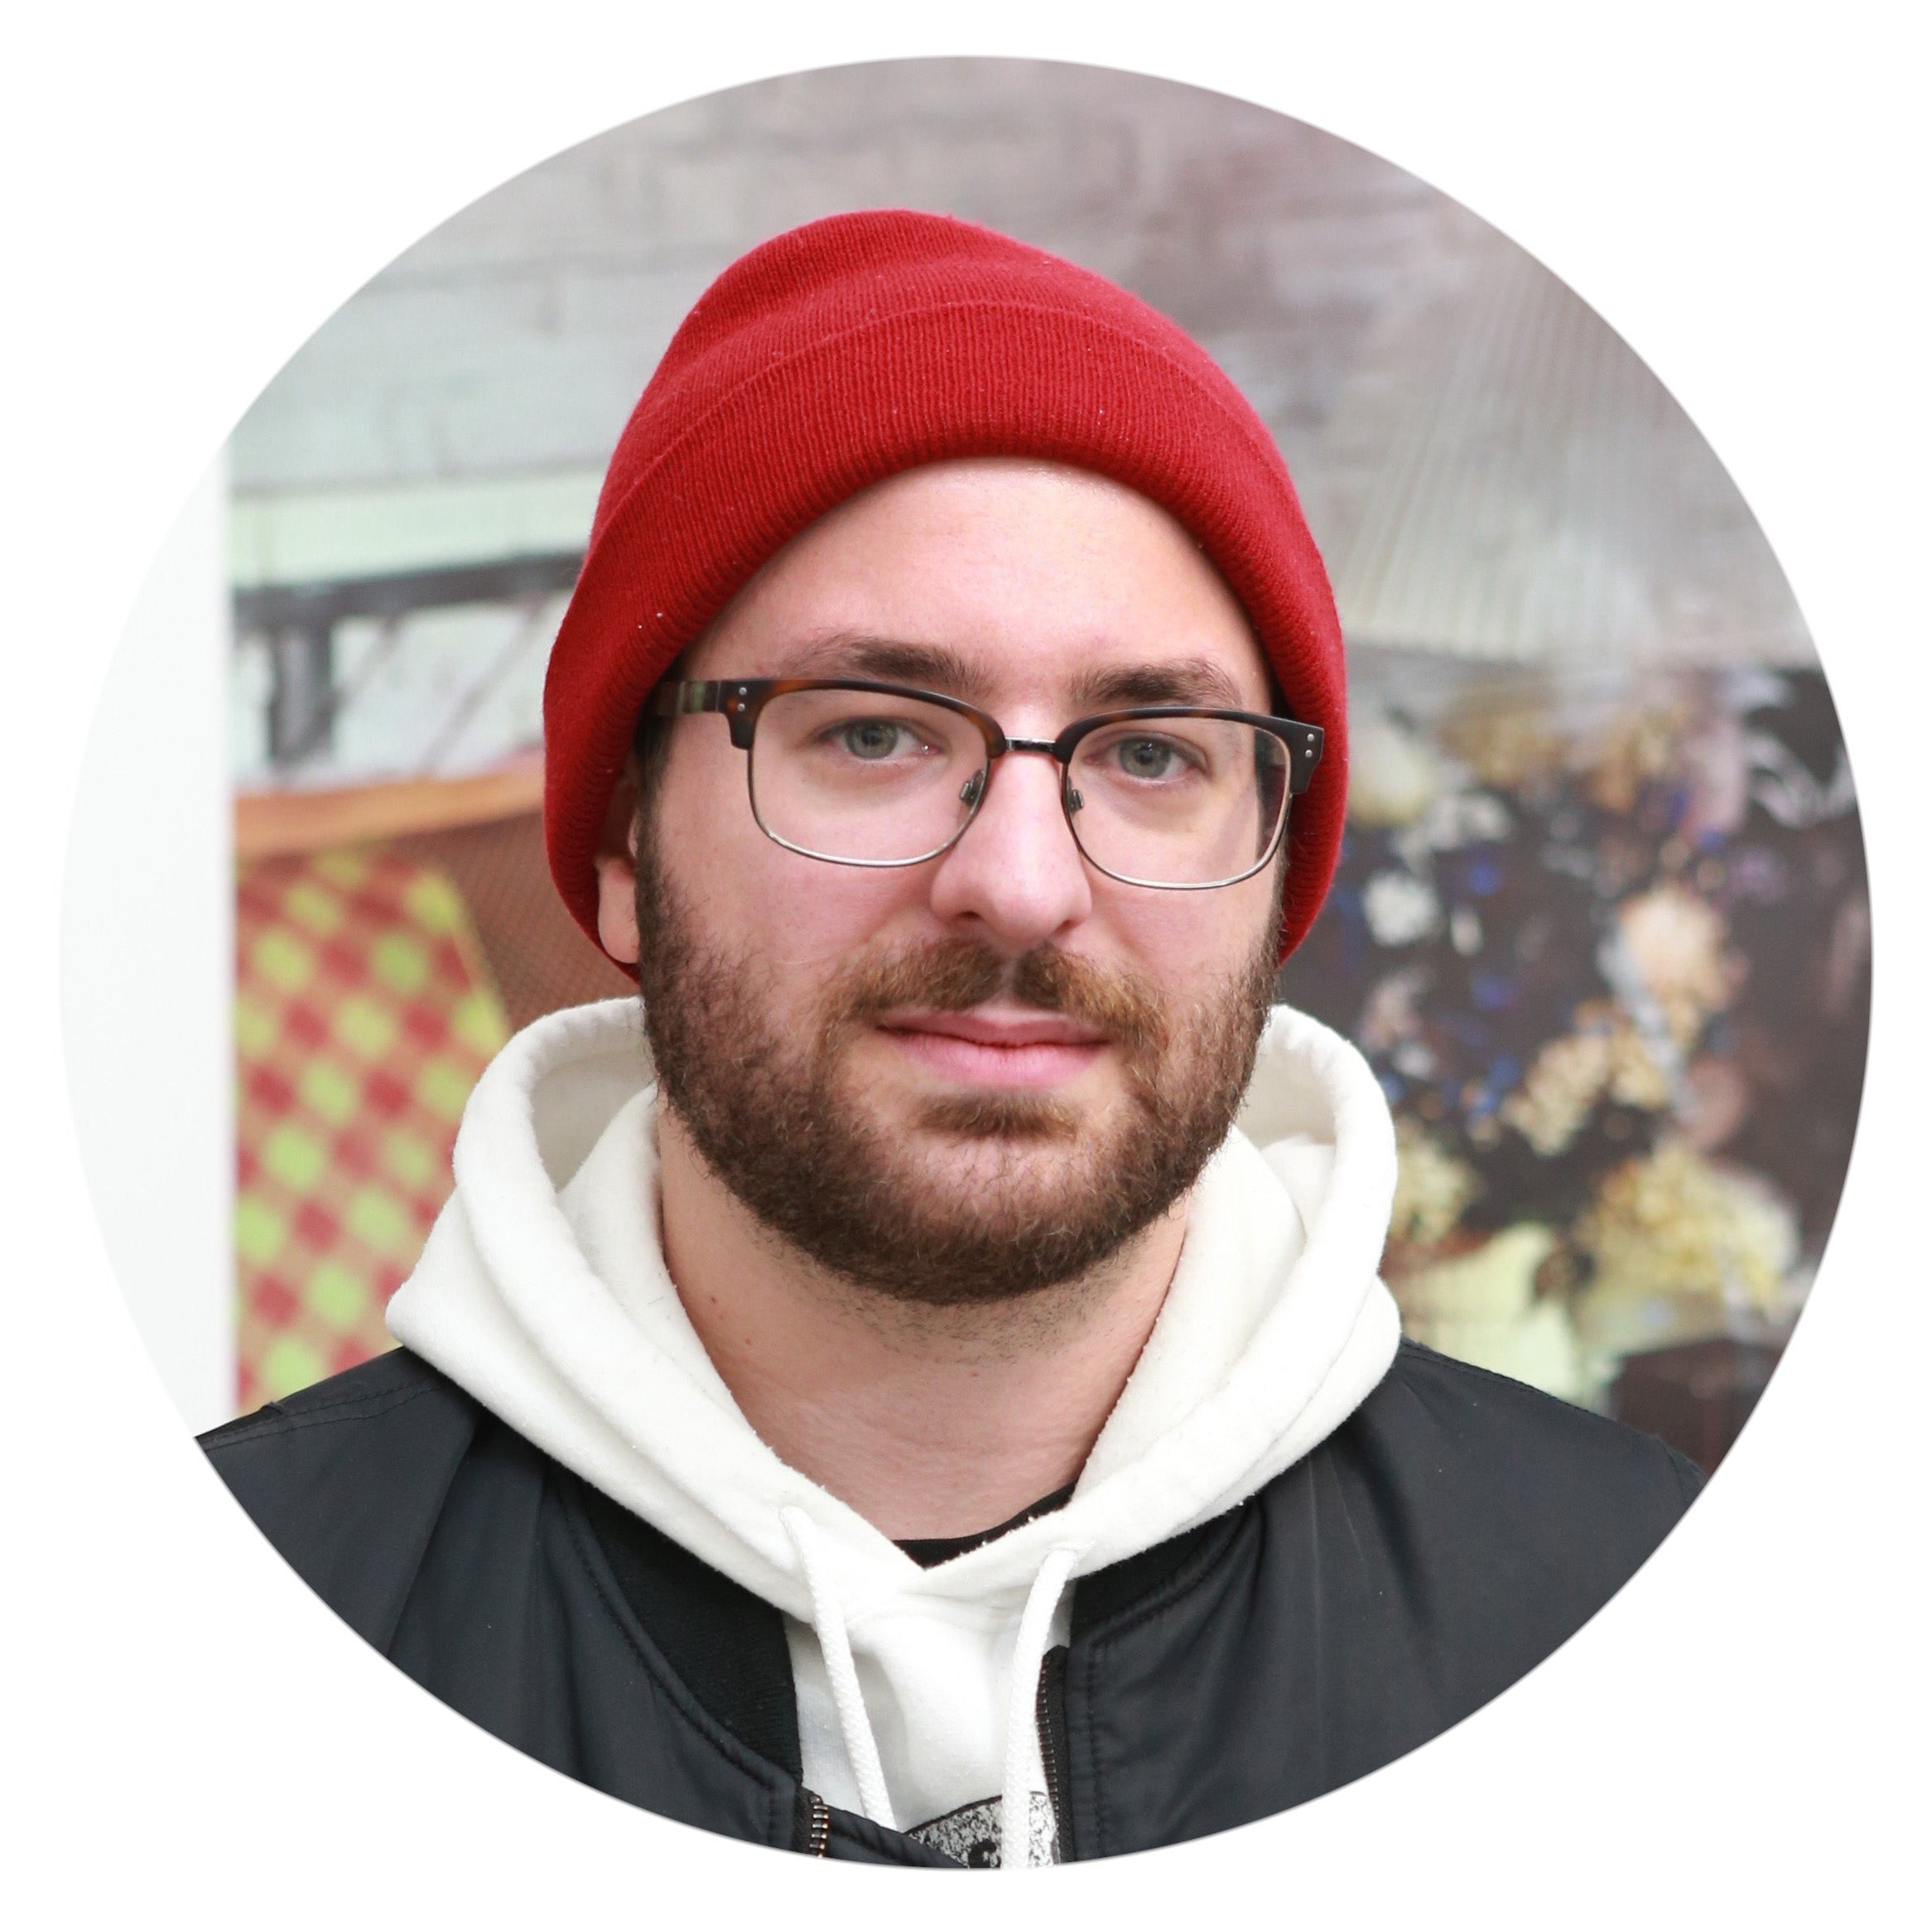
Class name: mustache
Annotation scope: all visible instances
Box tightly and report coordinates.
[826,938,1170,1056]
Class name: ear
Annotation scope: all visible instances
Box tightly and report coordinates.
[594,774,642,966]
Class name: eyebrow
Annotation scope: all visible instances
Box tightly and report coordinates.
[771,635,1256,713]
[776,633,996,702]
[1070,657,1254,711]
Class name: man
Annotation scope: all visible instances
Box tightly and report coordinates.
[204,210,1700,1869]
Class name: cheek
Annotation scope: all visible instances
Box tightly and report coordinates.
[653,734,938,979]
[1091,872,1279,1003]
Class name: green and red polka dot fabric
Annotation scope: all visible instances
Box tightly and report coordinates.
[234,848,510,1412]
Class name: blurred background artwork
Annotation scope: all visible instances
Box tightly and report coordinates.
[1282,657,1861,1459]
[223,60,1864,1469]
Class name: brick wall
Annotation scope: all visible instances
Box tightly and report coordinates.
[229,59,1489,564]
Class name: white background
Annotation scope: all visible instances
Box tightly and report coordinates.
[5,2,1925,1918]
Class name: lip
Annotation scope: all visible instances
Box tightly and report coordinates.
[874,1006,1111,1090]
[882,1007,1108,1048]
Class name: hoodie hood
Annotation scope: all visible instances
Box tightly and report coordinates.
[387,997,1401,1857]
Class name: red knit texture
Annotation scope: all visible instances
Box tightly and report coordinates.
[543,209,1348,963]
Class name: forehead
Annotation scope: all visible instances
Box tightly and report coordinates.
[682,459,1273,710]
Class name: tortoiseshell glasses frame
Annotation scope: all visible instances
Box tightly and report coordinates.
[646,675,1324,890]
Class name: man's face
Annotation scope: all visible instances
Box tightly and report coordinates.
[600,459,1285,1305]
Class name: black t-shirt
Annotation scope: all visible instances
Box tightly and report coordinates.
[893,1483,1077,1568]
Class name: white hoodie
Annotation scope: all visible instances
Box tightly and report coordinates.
[386,998,1402,1866]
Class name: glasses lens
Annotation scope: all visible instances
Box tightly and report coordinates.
[1066,717,1290,886]
[749,688,990,864]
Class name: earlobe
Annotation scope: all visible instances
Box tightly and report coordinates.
[595,852,643,965]
[592,771,644,964]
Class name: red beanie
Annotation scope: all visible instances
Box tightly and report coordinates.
[543,209,1347,962]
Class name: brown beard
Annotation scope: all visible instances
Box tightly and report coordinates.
[633,838,1281,1307]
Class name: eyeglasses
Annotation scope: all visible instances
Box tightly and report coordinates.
[647,677,1324,890]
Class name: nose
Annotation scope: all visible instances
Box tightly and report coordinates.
[924,748,1094,953]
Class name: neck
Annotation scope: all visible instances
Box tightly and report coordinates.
[654,1105,1184,1541]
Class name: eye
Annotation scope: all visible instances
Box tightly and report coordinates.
[1112,734,1187,779]
[838,718,914,760]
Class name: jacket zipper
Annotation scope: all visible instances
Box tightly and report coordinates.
[1036,1646,1072,1861]
[797,1788,831,1857]
[794,1659,1067,1861]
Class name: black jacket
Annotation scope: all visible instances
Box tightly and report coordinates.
[200,1339,1700,1866]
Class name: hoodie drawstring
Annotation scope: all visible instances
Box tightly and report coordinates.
[1000,1542,1082,1871]
[784,1508,1086,1870]
[782,1507,897,1831]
